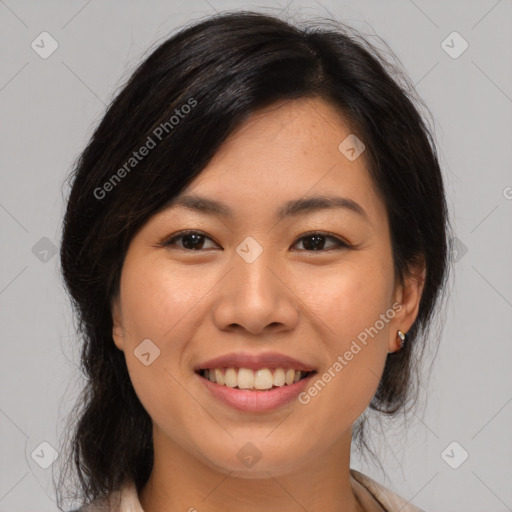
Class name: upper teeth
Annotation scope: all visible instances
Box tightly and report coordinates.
[203,368,307,389]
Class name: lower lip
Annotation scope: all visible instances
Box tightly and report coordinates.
[197,372,316,412]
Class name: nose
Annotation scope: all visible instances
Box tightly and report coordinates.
[211,249,300,336]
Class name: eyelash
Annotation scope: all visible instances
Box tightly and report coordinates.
[159,229,351,252]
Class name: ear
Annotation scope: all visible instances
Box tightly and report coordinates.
[389,257,426,353]
[111,296,125,352]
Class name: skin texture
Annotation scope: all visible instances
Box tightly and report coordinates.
[111,97,425,512]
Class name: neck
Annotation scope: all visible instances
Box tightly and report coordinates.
[138,425,365,512]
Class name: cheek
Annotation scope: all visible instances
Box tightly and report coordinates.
[294,258,392,342]
[293,260,392,416]
[119,257,213,343]
[117,260,212,432]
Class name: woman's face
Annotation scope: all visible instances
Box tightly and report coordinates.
[112,97,422,478]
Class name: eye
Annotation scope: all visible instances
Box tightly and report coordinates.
[160,230,350,252]
[162,230,220,251]
[291,231,350,251]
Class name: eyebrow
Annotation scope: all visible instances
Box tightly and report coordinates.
[166,194,370,223]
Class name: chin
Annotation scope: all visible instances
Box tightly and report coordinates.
[194,437,316,479]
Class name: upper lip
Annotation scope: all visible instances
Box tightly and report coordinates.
[194,351,316,372]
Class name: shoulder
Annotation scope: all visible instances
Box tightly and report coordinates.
[68,496,111,512]
[350,469,427,512]
[70,480,137,512]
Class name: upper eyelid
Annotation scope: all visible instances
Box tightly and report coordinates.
[161,229,220,247]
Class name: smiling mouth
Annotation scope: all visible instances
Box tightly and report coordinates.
[196,367,316,391]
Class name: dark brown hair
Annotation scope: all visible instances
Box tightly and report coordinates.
[58,10,452,508]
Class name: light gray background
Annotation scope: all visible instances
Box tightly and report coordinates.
[1,1,511,511]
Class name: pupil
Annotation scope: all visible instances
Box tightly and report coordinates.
[182,234,203,250]
[304,235,324,251]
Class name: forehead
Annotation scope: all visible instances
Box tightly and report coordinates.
[175,97,386,227]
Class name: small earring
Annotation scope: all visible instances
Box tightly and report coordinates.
[397,330,407,349]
